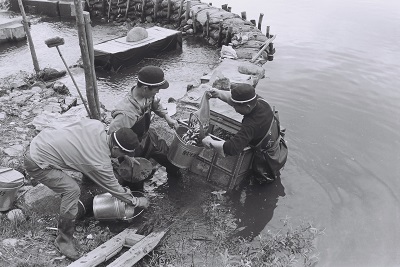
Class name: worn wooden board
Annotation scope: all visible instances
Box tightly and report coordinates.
[68,229,143,267]
[107,231,166,267]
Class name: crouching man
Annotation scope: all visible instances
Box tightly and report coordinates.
[24,119,149,260]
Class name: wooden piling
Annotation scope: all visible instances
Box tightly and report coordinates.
[225,26,232,45]
[74,0,100,119]
[177,0,184,27]
[227,6,231,12]
[124,0,130,19]
[250,19,256,26]
[185,0,191,21]
[221,4,227,11]
[107,0,112,19]
[83,12,100,117]
[266,25,270,38]
[17,0,40,74]
[153,0,158,22]
[241,11,246,20]
[192,10,197,34]
[258,13,264,30]
[218,19,223,47]
[141,0,146,22]
[167,0,171,23]
[206,11,210,38]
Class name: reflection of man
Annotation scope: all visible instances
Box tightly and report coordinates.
[108,66,181,179]
[24,119,149,260]
[233,177,285,239]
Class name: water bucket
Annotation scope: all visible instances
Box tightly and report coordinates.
[92,193,143,221]
[167,125,204,169]
[0,168,24,211]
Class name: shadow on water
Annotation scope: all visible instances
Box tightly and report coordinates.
[230,177,286,239]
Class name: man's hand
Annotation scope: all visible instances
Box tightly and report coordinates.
[206,89,220,99]
[135,197,149,209]
[202,135,214,148]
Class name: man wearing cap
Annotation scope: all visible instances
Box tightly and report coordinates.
[109,66,181,178]
[24,119,149,260]
[202,83,288,184]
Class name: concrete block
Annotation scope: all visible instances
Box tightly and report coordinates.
[59,1,73,17]
[24,0,60,17]
[0,17,26,44]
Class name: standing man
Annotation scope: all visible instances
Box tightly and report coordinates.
[24,119,149,260]
[202,83,288,184]
[108,66,181,178]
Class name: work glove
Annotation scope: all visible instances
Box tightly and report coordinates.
[132,197,150,209]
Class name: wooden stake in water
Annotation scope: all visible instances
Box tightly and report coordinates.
[167,0,171,23]
[258,13,264,30]
[218,19,223,47]
[153,0,158,22]
[206,12,210,38]
[241,11,247,20]
[17,0,40,74]
[266,25,270,38]
[125,0,130,18]
[177,0,184,27]
[141,0,146,22]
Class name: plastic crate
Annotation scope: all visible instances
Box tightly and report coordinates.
[189,110,254,190]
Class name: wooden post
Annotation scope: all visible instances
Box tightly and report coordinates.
[73,0,100,120]
[83,12,100,117]
[107,0,112,19]
[185,0,191,21]
[17,0,40,74]
[258,13,264,30]
[192,10,196,34]
[153,0,158,22]
[209,3,212,6]
[225,26,232,45]
[177,0,184,27]
[250,19,256,26]
[124,0,130,19]
[241,11,246,20]
[141,0,146,23]
[266,25,270,38]
[217,19,223,47]
[167,0,171,23]
[227,6,231,12]
[221,4,227,11]
[206,11,210,38]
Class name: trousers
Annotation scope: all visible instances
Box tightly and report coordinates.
[24,149,80,219]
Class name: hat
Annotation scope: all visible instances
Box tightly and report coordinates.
[137,66,169,89]
[230,83,257,103]
[113,128,139,153]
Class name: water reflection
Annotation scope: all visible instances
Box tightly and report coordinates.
[231,177,285,239]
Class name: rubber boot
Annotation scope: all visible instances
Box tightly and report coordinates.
[55,216,80,260]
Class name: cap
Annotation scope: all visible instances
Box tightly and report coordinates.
[230,83,257,103]
[113,128,139,153]
[137,66,169,89]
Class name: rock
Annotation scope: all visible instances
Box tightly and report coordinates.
[0,112,6,121]
[11,92,35,106]
[238,62,265,77]
[21,184,61,215]
[7,209,26,223]
[2,238,19,247]
[126,27,148,42]
[39,68,66,82]
[4,144,25,157]
[52,81,70,95]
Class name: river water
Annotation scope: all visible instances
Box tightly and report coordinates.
[1,0,400,266]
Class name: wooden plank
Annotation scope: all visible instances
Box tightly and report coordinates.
[124,233,146,247]
[68,229,143,267]
[107,231,165,267]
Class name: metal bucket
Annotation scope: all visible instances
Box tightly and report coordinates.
[0,182,23,211]
[167,126,204,169]
[92,193,142,221]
